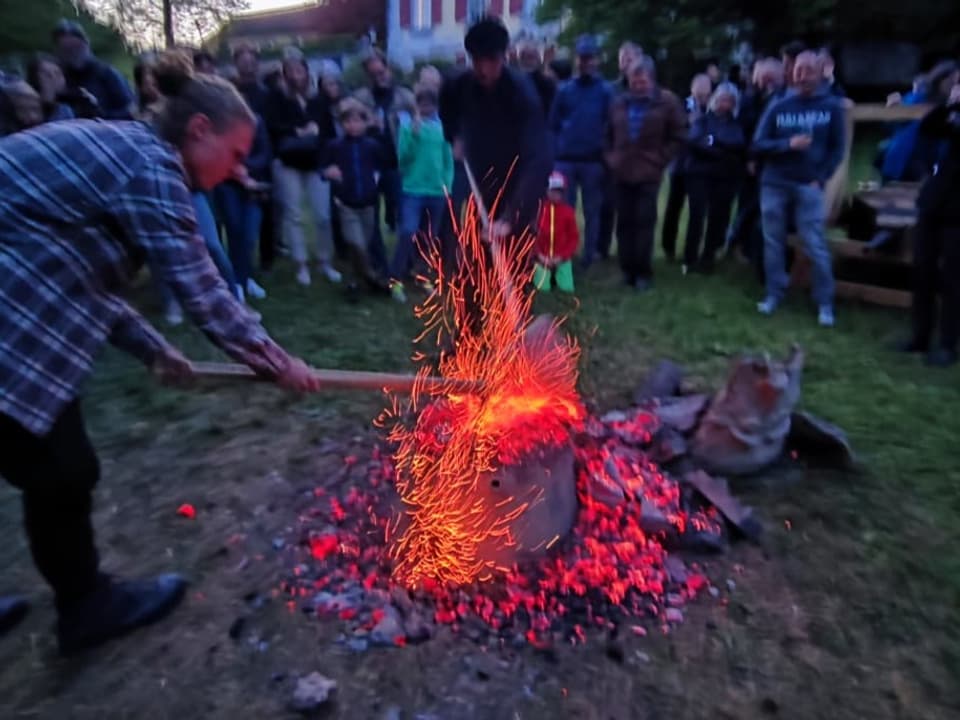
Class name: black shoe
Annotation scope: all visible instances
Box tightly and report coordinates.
[58,574,187,656]
[0,595,29,635]
[344,283,362,303]
[634,278,653,293]
[894,337,929,354]
[925,348,958,368]
[692,260,715,275]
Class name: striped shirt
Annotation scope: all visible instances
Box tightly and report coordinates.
[0,120,287,435]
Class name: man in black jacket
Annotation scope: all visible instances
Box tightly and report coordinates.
[898,85,960,367]
[52,20,133,120]
[440,16,552,245]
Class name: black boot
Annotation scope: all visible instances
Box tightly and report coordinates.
[0,596,29,635]
[925,348,958,368]
[893,337,929,354]
[57,574,187,656]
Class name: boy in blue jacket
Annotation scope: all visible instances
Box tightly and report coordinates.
[323,98,390,297]
[752,51,845,327]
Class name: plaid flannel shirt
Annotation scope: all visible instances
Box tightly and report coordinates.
[0,120,288,435]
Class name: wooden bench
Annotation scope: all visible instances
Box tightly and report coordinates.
[788,103,929,308]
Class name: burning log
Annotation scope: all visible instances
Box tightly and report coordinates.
[383,200,584,587]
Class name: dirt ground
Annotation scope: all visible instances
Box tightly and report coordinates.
[1,380,957,720]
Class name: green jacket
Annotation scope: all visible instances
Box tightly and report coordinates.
[397,117,454,197]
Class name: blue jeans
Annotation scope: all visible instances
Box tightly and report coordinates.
[390,193,447,281]
[369,169,401,273]
[214,183,263,287]
[761,183,834,307]
[157,192,237,307]
[555,160,604,265]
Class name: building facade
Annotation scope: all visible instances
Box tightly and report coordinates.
[386,0,558,69]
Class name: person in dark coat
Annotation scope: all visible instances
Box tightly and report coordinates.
[606,55,687,291]
[264,52,341,287]
[660,72,712,261]
[597,41,643,262]
[727,58,786,273]
[683,83,746,273]
[440,16,552,245]
[231,45,276,271]
[898,83,960,367]
[518,42,556,119]
[52,20,133,120]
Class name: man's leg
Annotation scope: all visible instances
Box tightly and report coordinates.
[703,182,739,266]
[0,403,187,654]
[908,214,942,350]
[635,182,660,281]
[391,193,422,282]
[305,171,335,270]
[795,183,835,310]
[660,169,686,260]
[192,192,237,295]
[598,169,616,259]
[0,403,101,610]
[216,184,250,289]
[580,162,605,267]
[616,182,639,283]
[936,223,960,355]
[759,184,791,306]
[683,175,708,268]
[368,197,389,274]
[276,165,307,268]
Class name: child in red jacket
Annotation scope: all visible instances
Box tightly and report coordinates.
[534,172,578,293]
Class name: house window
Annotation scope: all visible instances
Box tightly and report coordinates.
[412,0,432,30]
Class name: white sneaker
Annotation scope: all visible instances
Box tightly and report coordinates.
[164,300,183,326]
[757,297,778,316]
[319,263,342,283]
[246,278,267,300]
[296,266,311,286]
[817,305,835,328]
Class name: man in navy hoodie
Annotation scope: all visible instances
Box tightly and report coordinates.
[549,35,612,268]
[753,51,845,327]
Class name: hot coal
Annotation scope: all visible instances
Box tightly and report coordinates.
[276,408,727,651]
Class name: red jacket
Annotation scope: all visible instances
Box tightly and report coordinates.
[535,200,579,261]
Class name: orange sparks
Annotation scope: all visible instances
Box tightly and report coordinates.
[381,199,584,588]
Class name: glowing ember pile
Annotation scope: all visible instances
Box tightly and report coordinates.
[275,203,725,649]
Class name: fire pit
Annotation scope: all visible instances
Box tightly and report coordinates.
[280,204,724,650]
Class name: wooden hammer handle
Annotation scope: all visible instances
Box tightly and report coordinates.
[189,362,480,395]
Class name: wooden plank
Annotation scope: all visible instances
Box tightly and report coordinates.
[824,99,855,224]
[851,104,931,123]
[834,281,911,308]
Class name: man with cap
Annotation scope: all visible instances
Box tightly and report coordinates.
[53,19,134,120]
[439,15,552,245]
[549,34,612,269]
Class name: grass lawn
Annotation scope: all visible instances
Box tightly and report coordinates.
[1,175,959,717]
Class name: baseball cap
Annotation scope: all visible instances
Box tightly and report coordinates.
[548,172,566,191]
[52,19,88,43]
[575,35,599,57]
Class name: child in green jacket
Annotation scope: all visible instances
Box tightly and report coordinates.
[389,87,454,303]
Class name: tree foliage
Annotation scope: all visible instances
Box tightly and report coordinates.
[538,0,960,88]
[87,0,248,49]
[0,0,127,59]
